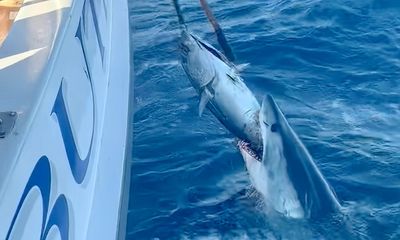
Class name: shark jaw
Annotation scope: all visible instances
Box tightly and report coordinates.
[238,139,305,219]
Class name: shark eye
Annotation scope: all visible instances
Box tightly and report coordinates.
[270,123,279,132]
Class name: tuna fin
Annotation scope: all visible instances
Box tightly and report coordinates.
[236,63,250,72]
[199,88,213,117]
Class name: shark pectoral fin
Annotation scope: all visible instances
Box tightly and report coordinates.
[199,88,213,117]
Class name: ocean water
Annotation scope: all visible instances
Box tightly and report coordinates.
[127,0,400,239]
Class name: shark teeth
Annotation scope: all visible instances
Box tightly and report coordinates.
[238,140,262,162]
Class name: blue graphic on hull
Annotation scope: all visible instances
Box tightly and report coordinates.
[51,82,92,184]
[6,157,69,240]
[6,0,103,237]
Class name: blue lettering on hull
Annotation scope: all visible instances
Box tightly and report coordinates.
[6,157,69,240]
[52,83,92,184]
[5,0,106,237]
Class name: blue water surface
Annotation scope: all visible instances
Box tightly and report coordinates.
[127,0,400,239]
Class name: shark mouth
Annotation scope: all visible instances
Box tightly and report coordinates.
[238,140,262,162]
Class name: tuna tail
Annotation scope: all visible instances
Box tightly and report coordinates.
[172,0,187,29]
[199,0,235,62]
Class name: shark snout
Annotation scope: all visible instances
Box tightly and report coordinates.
[260,94,279,128]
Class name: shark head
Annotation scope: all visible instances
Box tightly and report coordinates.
[238,95,281,166]
[239,95,305,219]
[259,95,282,163]
[179,30,216,91]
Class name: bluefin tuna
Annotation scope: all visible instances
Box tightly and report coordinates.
[180,30,262,150]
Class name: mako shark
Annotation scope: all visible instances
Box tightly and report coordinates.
[238,95,341,218]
